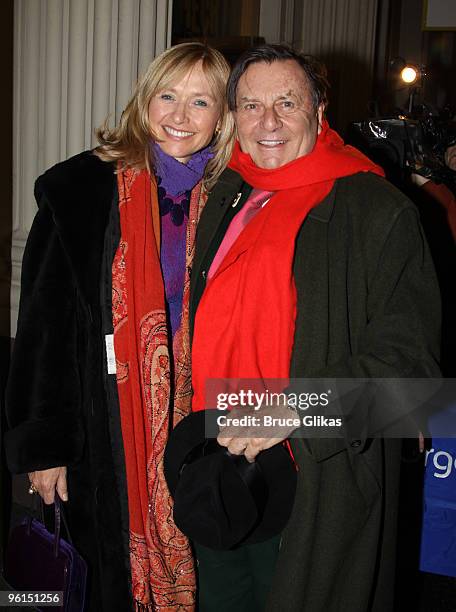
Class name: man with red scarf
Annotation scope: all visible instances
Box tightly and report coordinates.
[189,45,441,612]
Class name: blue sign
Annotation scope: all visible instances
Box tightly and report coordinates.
[420,405,456,577]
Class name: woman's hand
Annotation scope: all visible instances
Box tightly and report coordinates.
[28,467,68,504]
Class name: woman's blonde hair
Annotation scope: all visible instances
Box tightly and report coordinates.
[95,42,234,190]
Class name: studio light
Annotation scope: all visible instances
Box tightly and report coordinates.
[400,66,418,85]
[390,57,424,87]
[389,57,426,113]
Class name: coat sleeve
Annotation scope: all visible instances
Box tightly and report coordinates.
[4,194,85,474]
[296,205,442,461]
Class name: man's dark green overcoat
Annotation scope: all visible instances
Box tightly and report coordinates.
[189,168,441,612]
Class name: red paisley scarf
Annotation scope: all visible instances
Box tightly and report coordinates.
[113,167,204,610]
[192,121,384,409]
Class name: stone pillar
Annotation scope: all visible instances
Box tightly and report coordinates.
[11,0,172,335]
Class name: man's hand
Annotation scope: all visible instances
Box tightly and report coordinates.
[445,143,456,172]
[217,402,300,462]
[418,431,425,453]
[28,466,68,504]
[410,172,430,187]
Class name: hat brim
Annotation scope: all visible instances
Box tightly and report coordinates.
[164,410,297,548]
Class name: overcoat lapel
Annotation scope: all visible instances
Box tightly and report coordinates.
[191,169,245,280]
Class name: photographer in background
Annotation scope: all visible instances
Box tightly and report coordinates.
[409,141,455,377]
[411,142,456,241]
[349,115,455,374]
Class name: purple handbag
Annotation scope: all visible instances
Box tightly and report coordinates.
[4,498,87,612]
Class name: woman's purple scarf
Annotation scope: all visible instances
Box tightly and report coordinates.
[152,141,213,340]
[151,141,214,196]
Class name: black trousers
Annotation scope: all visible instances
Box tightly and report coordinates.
[194,535,281,612]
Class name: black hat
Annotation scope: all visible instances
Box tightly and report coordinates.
[164,410,297,550]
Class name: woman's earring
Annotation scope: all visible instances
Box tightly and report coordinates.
[214,124,221,137]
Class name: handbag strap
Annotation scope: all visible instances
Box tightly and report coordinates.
[53,499,61,558]
[27,494,74,557]
[53,497,74,557]
[56,497,73,544]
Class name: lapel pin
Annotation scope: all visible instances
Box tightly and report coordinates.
[231,192,242,208]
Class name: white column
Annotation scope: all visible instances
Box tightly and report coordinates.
[259,0,295,44]
[11,0,172,336]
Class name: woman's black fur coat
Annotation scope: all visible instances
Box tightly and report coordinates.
[5,152,132,612]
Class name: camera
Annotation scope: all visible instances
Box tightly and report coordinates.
[349,105,456,186]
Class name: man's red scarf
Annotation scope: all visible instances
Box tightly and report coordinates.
[113,167,203,610]
[192,121,384,410]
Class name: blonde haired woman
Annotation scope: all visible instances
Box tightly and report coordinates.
[5,42,234,611]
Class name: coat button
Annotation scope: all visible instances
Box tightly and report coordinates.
[351,439,362,448]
